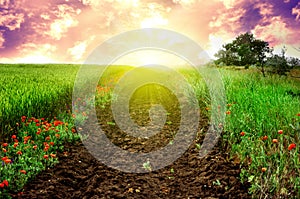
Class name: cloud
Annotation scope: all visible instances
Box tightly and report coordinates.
[0,0,300,63]
[252,16,291,46]
[216,0,243,9]
[254,2,273,17]
[44,4,80,40]
[209,7,246,30]
[68,40,88,61]
[292,2,300,21]
[0,11,25,31]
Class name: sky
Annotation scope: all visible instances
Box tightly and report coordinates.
[0,0,300,65]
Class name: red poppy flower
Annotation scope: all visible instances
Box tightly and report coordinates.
[43,142,49,147]
[13,143,18,148]
[240,132,245,136]
[21,116,26,122]
[55,134,60,138]
[226,111,231,115]
[297,113,300,116]
[262,135,268,141]
[20,170,26,174]
[261,167,267,172]
[50,142,54,146]
[288,143,296,150]
[4,159,11,164]
[43,155,49,159]
[50,153,56,158]
[35,119,39,123]
[54,120,63,126]
[1,157,8,161]
[36,123,40,127]
[2,149,7,153]
[16,151,22,155]
[0,183,4,188]
[11,135,16,139]
[71,128,76,133]
[45,136,51,141]
[278,130,283,134]
[272,139,278,143]
[33,145,37,150]
[2,180,8,187]
[2,143,8,147]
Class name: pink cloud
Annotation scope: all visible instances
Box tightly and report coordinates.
[0,11,25,31]
[252,16,291,46]
[0,0,300,63]
[292,2,300,21]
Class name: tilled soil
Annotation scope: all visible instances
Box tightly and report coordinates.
[10,87,251,198]
[12,140,251,199]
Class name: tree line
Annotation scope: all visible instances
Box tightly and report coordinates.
[214,32,300,76]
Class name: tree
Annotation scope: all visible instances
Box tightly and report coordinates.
[287,57,300,68]
[214,32,272,76]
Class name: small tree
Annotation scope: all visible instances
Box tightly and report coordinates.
[287,57,300,69]
[266,47,289,76]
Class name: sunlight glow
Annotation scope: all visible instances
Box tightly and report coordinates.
[140,15,168,28]
[113,50,188,67]
[17,55,57,64]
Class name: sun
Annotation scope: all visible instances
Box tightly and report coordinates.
[140,15,168,28]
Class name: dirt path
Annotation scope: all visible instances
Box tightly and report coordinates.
[11,139,250,199]
[11,85,251,198]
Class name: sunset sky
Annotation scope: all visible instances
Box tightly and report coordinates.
[0,0,300,65]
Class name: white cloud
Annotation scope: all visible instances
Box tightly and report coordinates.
[68,40,88,61]
[206,32,235,58]
[17,43,57,57]
[14,43,58,63]
[215,0,243,9]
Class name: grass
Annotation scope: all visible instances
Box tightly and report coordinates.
[0,64,80,141]
[0,64,299,198]
[217,68,299,198]
[172,67,299,197]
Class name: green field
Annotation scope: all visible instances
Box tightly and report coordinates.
[0,64,299,198]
